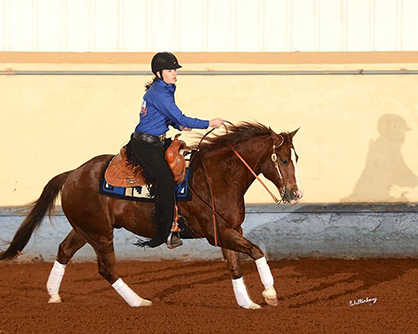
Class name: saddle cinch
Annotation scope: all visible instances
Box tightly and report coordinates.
[105,134,188,188]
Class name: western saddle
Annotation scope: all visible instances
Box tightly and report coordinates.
[104,133,188,188]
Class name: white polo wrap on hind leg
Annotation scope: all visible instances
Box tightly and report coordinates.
[232,277,253,309]
[112,278,144,307]
[47,260,66,297]
[255,257,274,289]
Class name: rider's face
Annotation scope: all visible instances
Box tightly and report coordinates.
[160,69,177,84]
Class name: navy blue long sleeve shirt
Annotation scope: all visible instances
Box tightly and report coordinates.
[135,79,209,136]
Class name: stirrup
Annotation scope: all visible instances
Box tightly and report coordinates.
[167,231,183,249]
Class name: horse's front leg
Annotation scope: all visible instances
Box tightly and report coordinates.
[216,226,278,307]
[222,247,261,309]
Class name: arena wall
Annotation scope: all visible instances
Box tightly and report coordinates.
[1,52,418,205]
[1,2,418,261]
[1,52,418,260]
[1,204,418,262]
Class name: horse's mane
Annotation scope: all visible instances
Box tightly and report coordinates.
[193,122,271,158]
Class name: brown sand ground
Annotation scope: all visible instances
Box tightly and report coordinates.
[1,258,418,334]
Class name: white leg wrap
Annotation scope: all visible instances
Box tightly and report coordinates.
[232,278,256,309]
[47,260,66,297]
[255,257,274,289]
[112,278,148,307]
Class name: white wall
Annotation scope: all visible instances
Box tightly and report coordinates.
[1,0,418,52]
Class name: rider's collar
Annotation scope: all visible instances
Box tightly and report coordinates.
[156,78,176,91]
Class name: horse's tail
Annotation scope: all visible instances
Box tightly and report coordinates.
[0,171,72,261]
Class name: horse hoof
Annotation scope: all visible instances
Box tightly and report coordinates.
[262,286,278,306]
[264,296,279,306]
[139,299,153,307]
[248,302,262,309]
[48,294,62,304]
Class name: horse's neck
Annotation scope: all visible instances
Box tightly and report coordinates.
[209,137,269,198]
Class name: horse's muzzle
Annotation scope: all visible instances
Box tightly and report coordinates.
[287,189,303,204]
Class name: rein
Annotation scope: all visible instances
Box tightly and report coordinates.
[229,146,281,204]
[188,121,286,247]
[190,122,233,247]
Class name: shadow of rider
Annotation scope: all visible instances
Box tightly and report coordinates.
[341,113,418,202]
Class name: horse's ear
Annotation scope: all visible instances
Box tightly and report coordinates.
[290,128,300,139]
[269,127,285,147]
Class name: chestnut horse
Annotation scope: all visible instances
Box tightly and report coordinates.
[0,122,303,309]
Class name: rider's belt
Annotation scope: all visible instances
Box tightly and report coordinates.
[132,132,166,145]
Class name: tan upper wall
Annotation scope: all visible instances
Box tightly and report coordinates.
[1,51,418,64]
[1,52,418,205]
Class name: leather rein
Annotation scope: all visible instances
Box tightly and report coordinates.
[188,121,287,247]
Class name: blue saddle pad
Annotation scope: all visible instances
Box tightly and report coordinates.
[100,152,194,202]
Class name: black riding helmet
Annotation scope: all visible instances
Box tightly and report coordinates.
[151,52,182,76]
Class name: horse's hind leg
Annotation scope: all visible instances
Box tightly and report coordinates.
[47,229,86,303]
[93,241,152,307]
[222,248,261,309]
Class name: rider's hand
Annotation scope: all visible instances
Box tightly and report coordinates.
[209,118,225,129]
[179,126,192,132]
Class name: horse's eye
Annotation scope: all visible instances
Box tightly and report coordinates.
[281,160,288,165]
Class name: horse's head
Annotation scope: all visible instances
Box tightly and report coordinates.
[259,128,303,204]
[193,122,303,204]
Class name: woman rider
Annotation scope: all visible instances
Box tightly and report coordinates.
[127,52,224,249]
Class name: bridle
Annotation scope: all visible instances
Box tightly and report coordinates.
[271,136,288,203]
[228,135,287,205]
[188,122,289,247]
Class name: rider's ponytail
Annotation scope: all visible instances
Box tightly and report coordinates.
[145,75,159,91]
